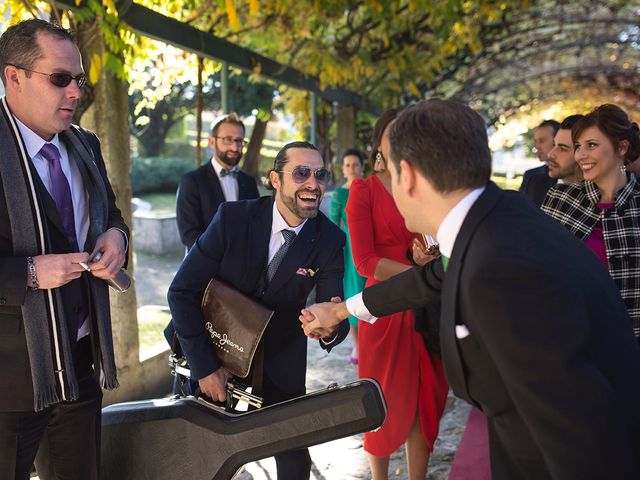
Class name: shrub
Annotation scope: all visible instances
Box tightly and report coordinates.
[130,156,194,195]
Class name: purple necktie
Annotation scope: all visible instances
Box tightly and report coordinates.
[40,143,78,251]
[40,143,87,336]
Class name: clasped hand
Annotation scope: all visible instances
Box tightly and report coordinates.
[299,297,345,339]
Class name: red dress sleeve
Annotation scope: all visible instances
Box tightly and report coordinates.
[346,178,380,279]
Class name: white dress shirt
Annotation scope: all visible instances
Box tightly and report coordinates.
[346,186,486,323]
[268,202,306,262]
[211,158,239,202]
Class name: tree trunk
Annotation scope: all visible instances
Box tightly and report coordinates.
[77,20,139,371]
[195,57,204,167]
[315,105,333,165]
[243,116,269,179]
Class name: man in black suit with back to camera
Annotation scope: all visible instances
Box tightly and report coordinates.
[168,141,348,479]
[302,99,640,480]
[176,112,259,250]
[0,19,128,480]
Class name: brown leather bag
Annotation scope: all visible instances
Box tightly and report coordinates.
[200,279,274,379]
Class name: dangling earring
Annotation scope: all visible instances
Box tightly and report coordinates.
[620,163,627,175]
[374,152,386,173]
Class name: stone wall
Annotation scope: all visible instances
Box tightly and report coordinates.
[133,212,183,255]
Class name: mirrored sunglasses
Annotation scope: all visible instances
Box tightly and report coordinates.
[279,166,331,184]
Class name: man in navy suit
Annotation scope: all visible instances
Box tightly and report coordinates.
[168,141,348,479]
[176,113,259,250]
[302,100,640,479]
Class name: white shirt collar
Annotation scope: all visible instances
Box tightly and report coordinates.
[210,157,236,175]
[12,115,62,159]
[436,187,485,258]
[271,201,307,236]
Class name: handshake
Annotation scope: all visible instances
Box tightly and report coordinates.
[299,297,350,340]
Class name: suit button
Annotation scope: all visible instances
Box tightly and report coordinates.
[0,298,6,305]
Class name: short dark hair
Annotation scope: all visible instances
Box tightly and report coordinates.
[265,141,321,191]
[368,108,400,167]
[559,114,583,131]
[0,19,75,86]
[572,104,640,164]
[537,119,561,136]
[341,148,364,165]
[211,112,245,137]
[389,99,491,193]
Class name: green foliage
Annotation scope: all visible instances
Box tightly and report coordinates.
[130,68,278,156]
[130,156,193,195]
[136,192,177,214]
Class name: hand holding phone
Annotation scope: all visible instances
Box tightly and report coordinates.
[85,251,131,293]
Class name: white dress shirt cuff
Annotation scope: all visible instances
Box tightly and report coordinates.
[346,293,378,324]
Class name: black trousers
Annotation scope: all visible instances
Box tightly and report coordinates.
[262,377,312,480]
[0,337,102,480]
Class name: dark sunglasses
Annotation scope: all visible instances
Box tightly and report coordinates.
[279,166,331,184]
[8,64,86,88]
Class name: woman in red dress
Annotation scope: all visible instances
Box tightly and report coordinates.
[346,109,449,479]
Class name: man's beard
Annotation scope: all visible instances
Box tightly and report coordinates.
[218,150,242,167]
[279,187,322,221]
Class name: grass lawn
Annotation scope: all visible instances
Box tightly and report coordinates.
[137,192,177,215]
[138,306,172,351]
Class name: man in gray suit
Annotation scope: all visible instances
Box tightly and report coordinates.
[0,19,128,480]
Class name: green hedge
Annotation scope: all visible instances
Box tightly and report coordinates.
[130,156,194,195]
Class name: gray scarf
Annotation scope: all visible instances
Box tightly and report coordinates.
[0,97,118,411]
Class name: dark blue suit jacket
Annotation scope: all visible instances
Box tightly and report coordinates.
[518,164,556,207]
[176,162,259,249]
[168,196,348,398]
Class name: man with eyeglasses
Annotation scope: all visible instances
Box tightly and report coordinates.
[168,141,348,479]
[176,112,259,251]
[0,19,128,480]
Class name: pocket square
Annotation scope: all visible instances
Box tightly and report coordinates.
[455,324,471,339]
[296,267,318,277]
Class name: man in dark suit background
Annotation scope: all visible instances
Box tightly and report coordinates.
[518,119,559,206]
[302,100,640,479]
[176,112,259,250]
[168,141,348,479]
[0,20,128,480]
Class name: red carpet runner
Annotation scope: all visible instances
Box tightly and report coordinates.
[448,407,492,479]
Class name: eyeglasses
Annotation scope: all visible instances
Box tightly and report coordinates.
[279,166,331,185]
[8,64,86,88]
[215,136,248,147]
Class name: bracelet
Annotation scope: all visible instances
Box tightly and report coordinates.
[27,256,39,291]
